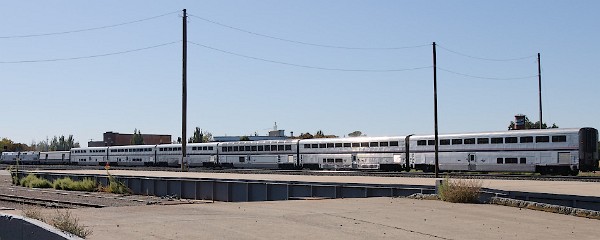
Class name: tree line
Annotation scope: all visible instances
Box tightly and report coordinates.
[1,135,80,152]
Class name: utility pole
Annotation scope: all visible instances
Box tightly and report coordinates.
[537,53,543,129]
[433,42,439,178]
[181,9,188,171]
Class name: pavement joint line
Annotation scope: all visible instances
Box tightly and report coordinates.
[324,213,454,240]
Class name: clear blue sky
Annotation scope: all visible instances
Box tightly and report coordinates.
[1,1,598,147]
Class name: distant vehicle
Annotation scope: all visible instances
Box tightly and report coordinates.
[1,128,597,175]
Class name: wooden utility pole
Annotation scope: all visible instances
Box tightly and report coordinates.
[537,53,543,129]
[433,42,439,178]
[181,9,188,171]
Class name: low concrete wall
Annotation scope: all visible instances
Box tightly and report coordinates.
[0,213,80,240]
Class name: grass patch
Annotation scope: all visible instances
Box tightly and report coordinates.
[438,177,482,203]
[22,205,46,222]
[50,209,93,238]
[19,174,53,188]
[99,172,131,194]
[53,177,97,192]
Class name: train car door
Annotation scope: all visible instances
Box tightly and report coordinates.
[468,153,476,171]
[351,155,357,169]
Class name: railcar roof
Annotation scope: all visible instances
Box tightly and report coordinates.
[411,128,582,139]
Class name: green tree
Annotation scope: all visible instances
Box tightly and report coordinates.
[508,116,558,130]
[130,129,144,145]
[240,136,251,141]
[348,131,364,137]
[298,132,314,139]
[188,127,213,143]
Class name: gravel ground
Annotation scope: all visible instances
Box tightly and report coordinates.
[0,171,190,211]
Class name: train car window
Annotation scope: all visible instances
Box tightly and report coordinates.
[361,142,369,147]
[520,136,533,143]
[209,147,213,151]
[370,142,379,147]
[245,146,251,151]
[505,158,518,164]
[278,145,285,151]
[192,147,196,151]
[285,145,292,151]
[477,138,489,144]
[427,140,435,145]
[265,145,271,151]
[322,159,327,163]
[258,146,264,151]
[440,139,450,145]
[491,138,503,144]
[520,158,526,164]
[464,138,475,144]
[273,145,279,151]
[319,144,326,148]
[203,146,208,150]
[227,146,233,152]
[335,143,343,148]
[380,142,389,147]
[233,146,239,151]
[497,158,503,164]
[327,143,334,148]
[335,159,343,163]
[310,144,317,149]
[535,136,549,143]
[505,137,518,143]
[389,141,399,146]
[343,143,351,147]
[352,143,360,147]
[452,139,463,145]
[417,140,427,146]
[222,147,228,152]
[239,157,245,162]
[251,146,257,151]
[304,144,311,149]
[552,135,567,142]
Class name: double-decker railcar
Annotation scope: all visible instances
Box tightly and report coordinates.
[298,137,405,171]
[187,142,219,167]
[409,128,597,175]
[218,140,299,169]
[108,145,156,166]
[155,144,182,167]
[70,147,109,165]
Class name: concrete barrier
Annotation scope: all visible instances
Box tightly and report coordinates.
[0,213,81,240]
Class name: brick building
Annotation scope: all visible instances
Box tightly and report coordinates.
[88,131,171,147]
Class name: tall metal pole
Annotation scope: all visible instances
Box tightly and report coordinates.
[433,42,439,178]
[537,53,543,129]
[181,9,188,171]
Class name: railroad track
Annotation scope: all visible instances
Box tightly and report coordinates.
[3,164,600,182]
[0,193,106,209]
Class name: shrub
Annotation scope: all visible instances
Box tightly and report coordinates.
[438,177,482,203]
[53,177,98,192]
[50,209,92,238]
[100,172,131,194]
[19,174,52,188]
[22,206,46,222]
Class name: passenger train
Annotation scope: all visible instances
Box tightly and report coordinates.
[1,128,598,175]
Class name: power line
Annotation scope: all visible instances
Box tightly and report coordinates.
[189,14,430,50]
[188,41,431,72]
[437,67,538,80]
[0,41,180,63]
[0,11,179,39]
[437,44,536,62]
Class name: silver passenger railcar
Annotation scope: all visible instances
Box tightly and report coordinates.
[218,140,299,169]
[39,151,70,164]
[298,137,405,170]
[70,147,109,165]
[187,142,219,167]
[409,128,596,175]
[108,145,156,166]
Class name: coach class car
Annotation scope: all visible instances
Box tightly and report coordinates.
[39,151,70,164]
[409,128,597,175]
[298,137,405,171]
[218,140,299,169]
